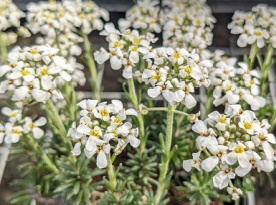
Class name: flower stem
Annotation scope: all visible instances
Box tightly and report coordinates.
[106,154,120,202]
[261,44,274,96]
[0,32,7,64]
[147,107,189,116]
[45,99,71,147]
[127,78,146,152]
[81,32,101,102]
[26,134,58,174]
[154,105,175,204]
[248,43,259,70]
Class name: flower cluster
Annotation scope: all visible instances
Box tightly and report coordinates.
[135,48,212,108]
[161,0,216,51]
[210,59,266,110]
[0,107,47,144]
[0,0,29,46]
[0,45,73,105]
[228,4,276,48]
[184,105,275,200]
[118,0,161,33]
[94,23,157,79]
[68,99,139,168]
[26,0,109,56]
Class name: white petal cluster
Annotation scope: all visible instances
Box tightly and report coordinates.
[118,0,161,33]
[161,0,216,51]
[0,0,25,31]
[26,0,109,56]
[0,45,73,105]
[68,99,139,169]
[210,58,266,110]
[94,23,157,79]
[184,105,275,199]
[228,4,276,48]
[0,107,47,144]
[0,0,28,46]
[135,48,212,108]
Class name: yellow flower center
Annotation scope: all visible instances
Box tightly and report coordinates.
[250,79,255,85]
[114,41,121,47]
[12,129,21,134]
[226,85,232,91]
[100,109,108,117]
[244,122,252,129]
[218,114,227,123]
[174,16,179,22]
[10,113,16,117]
[174,51,180,58]
[215,151,223,158]
[224,168,231,174]
[132,46,138,51]
[79,14,86,19]
[133,37,141,44]
[90,129,99,137]
[264,17,270,22]
[30,48,38,54]
[58,12,64,18]
[234,146,244,154]
[113,118,121,124]
[221,56,228,62]
[150,19,156,24]
[29,123,35,129]
[258,133,268,142]
[44,13,52,19]
[21,70,29,76]
[255,30,262,36]
[152,70,161,80]
[40,68,48,76]
[185,66,192,74]
[195,19,201,26]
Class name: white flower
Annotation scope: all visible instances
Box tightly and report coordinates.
[227,187,243,200]
[202,141,228,172]
[213,164,235,189]
[23,117,47,139]
[77,99,98,116]
[235,150,274,177]
[252,130,276,160]
[226,142,250,168]
[238,111,258,135]
[1,107,22,123]
[192,120,217,149]
[183,151,201,172]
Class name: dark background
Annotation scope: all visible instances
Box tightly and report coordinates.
[1,1,276,204]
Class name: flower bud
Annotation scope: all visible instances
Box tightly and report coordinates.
[229,124,236,133]
[235,131,242,138]
[171,78,179,86]
[242,134,250,141]
[92,120,99,126]
[245,141,255,150]
[223,131,230,140]
[218,136,225,144]
[139,104,148,115]
[188,111,200,123]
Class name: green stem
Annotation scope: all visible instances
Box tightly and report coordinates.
[147,107,189,116]
[261,44,274,96]
[0,32,7,64]
[26,135,58,174]
[81,32,101,101]
[248,43,259,70]
[154,105,175,204]
[127,78,145,152]
[45,99,71,146]
[106,154,119,201]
